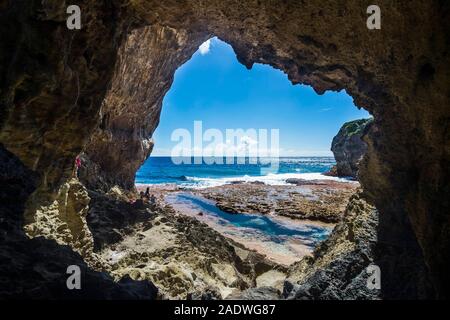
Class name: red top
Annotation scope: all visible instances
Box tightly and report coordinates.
[75,156,81,168]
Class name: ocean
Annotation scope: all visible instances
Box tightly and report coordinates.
[136,156,350,189]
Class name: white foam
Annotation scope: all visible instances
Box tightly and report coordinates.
[180,172,355,189]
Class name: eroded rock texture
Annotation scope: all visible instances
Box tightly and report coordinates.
[81,25,210,190]
[0,145,157,299]
[23,178,94,257]
[1,0,449,299]
[330,118,373,178]
[285,191,380,300]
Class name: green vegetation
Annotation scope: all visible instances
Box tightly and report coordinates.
[341,118,373,137]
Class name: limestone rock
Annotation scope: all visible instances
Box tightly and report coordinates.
[0,0,449,298]
[226,287,282,300]
[188,286,223,300]
[24,178,94,257]
[80,25,210,191]
[197,182,357,223]
[0,146,157,299]
[285,191,380,300]
[330,118,373,178]
[87,188,281,299]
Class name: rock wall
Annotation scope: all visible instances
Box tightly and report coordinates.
[81,25,210,190]
[330,118,373,178]
[1,0,449,298]
[285,191,381,300]
[23,178,94,257]
[0,145,157,299]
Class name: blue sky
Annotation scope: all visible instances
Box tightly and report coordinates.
[151,37,370,157]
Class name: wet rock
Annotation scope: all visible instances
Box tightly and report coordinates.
[89,189,281,299]
[322,166,338,177]
[285,178,327,186]
[197,182,357,223]
[250,181,265,185]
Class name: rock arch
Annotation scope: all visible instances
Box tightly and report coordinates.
[0,0,449,299]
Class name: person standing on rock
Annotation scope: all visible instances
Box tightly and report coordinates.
[73,155,82,178]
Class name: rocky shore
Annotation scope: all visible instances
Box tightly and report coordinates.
[325,118,372,179]
[87,187,283,299]
[227,191,380,300]
[1,0,448,299]
[193,179,358,223]
[0,144,377,300]
[285,191,380,299]
[133,179,359,276]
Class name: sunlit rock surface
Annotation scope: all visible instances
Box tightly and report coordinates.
[329,118,373,178]
[87,189,281,299]
[0,146,157,299]
[23,178,94,256]
[81,25,210,191]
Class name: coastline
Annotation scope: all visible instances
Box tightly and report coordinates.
[136,176,358,266]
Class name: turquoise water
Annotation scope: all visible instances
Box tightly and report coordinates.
[173,193,332,247]
[140,157,337,247]
[136,156,342,188]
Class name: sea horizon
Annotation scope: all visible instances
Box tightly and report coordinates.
[147,155,335,158]
[135,156,352,189]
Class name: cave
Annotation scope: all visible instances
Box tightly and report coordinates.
[0,1,449,300]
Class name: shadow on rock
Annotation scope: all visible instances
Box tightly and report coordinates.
[0,145,157,299]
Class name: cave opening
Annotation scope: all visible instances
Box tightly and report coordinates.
[138,37,371,182]
[133,37,373,271]
[1,1,447,300]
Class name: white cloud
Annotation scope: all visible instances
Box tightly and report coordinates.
[240,135,258,146]
[198,39,211,55]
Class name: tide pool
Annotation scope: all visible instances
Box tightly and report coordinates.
[171,193,332,248]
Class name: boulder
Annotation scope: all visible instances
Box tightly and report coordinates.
[330,118,373,178]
